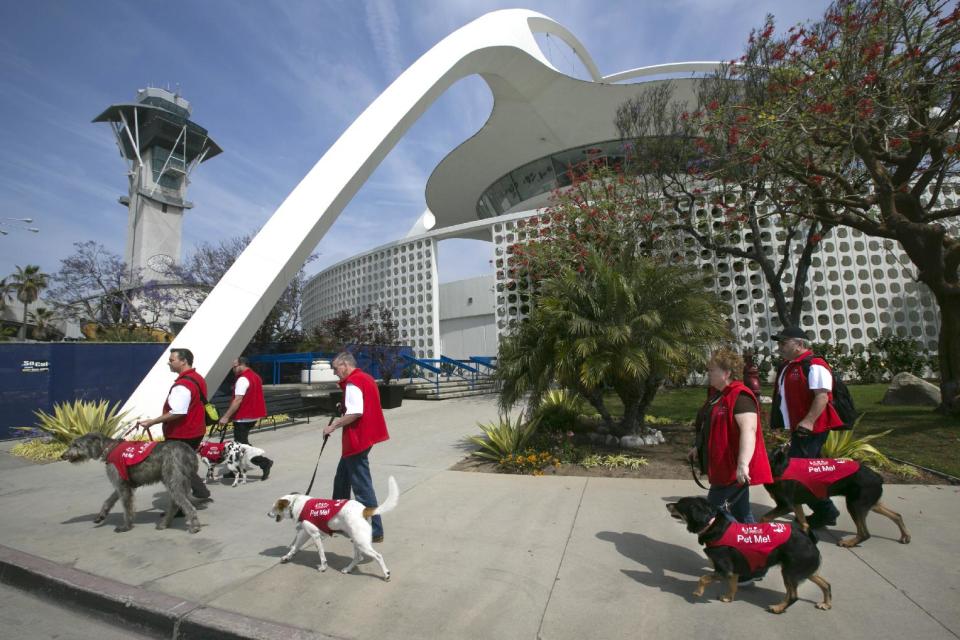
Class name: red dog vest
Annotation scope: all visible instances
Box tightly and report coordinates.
[778,458,860,499]
[706,522,792,572]
[299,498,349,535]
[106,441,158,481]
[198,441,227,463]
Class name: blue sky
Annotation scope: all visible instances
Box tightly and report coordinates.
[0,0,831,285]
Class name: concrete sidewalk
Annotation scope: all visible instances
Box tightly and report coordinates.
[0,396,958,639]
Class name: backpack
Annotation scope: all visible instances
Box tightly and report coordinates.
[773,355,859,430]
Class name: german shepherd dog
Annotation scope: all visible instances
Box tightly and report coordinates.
[667,497,832,614]
[761,444,911,547]
[60,433,201,534]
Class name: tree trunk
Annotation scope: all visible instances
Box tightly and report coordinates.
[581,386,615,431]
[937,302,960,415]
[616,376,662,436]
[19,302,29,339]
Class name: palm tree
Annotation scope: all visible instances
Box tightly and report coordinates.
[0,277,12,311]
[28,307,57,340]
[11,265,49,339]
[497,251,729,436]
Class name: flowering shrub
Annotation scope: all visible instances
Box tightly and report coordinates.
[499,450,561,476]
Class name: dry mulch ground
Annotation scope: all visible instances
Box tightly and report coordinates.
[451,422,950,485]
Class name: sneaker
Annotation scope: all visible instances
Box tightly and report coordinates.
[737,577,755,587]
[372,535,384,543]
[260,459,273,481]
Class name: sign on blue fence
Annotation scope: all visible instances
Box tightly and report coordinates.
[0,343,168,439]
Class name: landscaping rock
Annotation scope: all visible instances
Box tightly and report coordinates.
[604,435,620,447]
[881,372,941,407]
[620,435,644,449]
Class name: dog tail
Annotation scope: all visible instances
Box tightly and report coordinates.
[363,476,399,519]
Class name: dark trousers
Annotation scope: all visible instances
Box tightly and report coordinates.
[333,447,382,537]
[707,483,755,523]
[168,435,210,499]
[789,430,840,520]
[232,420,272,470]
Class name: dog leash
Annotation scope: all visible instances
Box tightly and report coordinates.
[304,405,340,495]
[689,457,750,515]
[689,458,710,490]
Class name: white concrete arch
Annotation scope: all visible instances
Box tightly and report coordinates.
[120,9,608,424]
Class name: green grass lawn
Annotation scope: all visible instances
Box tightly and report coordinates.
[631,384,960,478]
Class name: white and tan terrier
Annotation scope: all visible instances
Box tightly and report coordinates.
[268,476,398,580]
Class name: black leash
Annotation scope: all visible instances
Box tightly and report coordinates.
[690,458,750,514]
[689,457,710,490]
[304,405,340,495]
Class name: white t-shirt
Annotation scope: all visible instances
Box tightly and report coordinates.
[234,376,250,396]
[344,383,364,415]
[778,363,832,429]
[167,384,192,415]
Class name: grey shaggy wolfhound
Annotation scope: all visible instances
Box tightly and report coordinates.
[60,433,201,534]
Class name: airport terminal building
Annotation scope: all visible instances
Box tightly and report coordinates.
[301,43,946,362]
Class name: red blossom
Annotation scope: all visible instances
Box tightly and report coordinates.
[707,100,720,111]
[809,233,822,245]
[812,102,835,115]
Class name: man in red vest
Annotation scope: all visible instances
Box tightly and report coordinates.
[323,352,390,542]
[218,356,273,479]
[137,348,211,501]
[771,327,844,528]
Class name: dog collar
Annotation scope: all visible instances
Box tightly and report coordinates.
[697,516,717,536]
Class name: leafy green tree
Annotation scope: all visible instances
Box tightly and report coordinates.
[497,251,728,436]
[696,0,960,412]
[27,307,59,340]
[11,264,49,339]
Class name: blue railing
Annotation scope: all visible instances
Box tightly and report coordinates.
[402,354,498,395]
[246,351,337,385]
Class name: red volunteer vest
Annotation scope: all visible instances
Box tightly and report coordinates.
[298,498,349,535]
[198,441,227,463]
[162,369,207,441]
[234,368,267,421]
[338,369,390,458]
[706,382,773,486]
[106,441,158,481]
[778,351,845,434]
[706,522,793,573]
[778,458,861,499]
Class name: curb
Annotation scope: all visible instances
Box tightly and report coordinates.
[0,544,339,640]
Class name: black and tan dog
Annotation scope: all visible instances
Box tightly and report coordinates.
[761,444,911,547]
[666,497,831,614]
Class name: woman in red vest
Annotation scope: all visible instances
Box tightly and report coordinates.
[323,351,390,542]
[690,347,772,524]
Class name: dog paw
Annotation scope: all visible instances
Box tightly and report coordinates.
[188,525,201,534]
[837,537,859,547]
[719,595,734,603]
[900,534,911,544]
[768,604,787,614]
[114,525,132,533]
[383,573,391,582]
[93,514,106,524]
[816,602,832,611]
[318,565,327,572]
[692,588,704,597]
[156,521,168,530]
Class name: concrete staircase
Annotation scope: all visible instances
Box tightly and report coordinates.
[404,377,498,400]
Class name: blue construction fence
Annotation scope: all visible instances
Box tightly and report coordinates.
[0,343,168,440]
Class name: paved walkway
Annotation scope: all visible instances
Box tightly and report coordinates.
[0,397,958,639]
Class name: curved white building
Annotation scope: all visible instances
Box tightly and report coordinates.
[303,35,946,360]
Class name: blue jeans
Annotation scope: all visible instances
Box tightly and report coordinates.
[789,430,840,521]
[333,447,382,537]
[708,483,755,524]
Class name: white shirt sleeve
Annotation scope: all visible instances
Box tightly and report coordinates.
[344,383,364,415]
[234,376,250,396]
[807,364,833,391]
[167,384,192,415]
[778,372,790,430]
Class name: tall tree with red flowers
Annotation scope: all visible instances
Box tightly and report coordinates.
[697,0,960,414]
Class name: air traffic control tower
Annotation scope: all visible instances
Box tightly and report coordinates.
[94,88,221,282]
